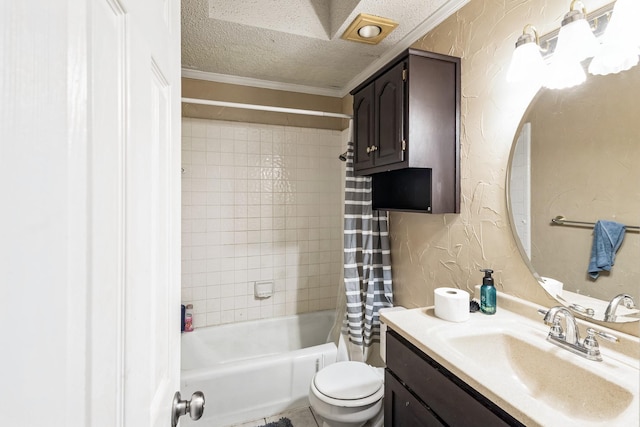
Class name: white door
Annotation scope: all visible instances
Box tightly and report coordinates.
[112,0,182,425]
[1,1,182,426]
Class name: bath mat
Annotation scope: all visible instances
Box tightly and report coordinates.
[259,417,293,427]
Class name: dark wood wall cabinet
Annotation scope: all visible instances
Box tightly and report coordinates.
[350,49,460,213]
[385,330,524,427]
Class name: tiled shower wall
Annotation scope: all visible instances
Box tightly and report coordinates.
[181,118,345,327]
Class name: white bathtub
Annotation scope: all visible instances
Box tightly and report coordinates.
[180,310,337,427]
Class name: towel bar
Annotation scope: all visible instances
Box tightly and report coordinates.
[551,216,640,232]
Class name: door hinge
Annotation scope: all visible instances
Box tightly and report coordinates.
[402,139,406,151]
[402,69,407,81]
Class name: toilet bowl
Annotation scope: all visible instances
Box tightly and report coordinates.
[309,361,384,427]
[308,307,405,427]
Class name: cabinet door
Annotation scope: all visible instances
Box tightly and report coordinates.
[375,61,405,168]
[387,331,522,427]
[353,83,375,171]
[384,371,444,427]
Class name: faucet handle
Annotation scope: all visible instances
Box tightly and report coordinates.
[583,328,619,361]
[548,318,564,339]
[620,295,636,309]
[568,303,595,317]
[538,308,564,337]
[586,327,619,343]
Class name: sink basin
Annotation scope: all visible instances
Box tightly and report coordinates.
[439,328,633,420]
[381,296,640,427]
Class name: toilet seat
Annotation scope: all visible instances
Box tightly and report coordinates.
[312,361,384,407]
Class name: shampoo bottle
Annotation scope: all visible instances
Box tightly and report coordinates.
[480,269,496,315]
[184,304,194,332]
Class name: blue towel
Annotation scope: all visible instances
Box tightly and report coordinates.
[588,220,626,279]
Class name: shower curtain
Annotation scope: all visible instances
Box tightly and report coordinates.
[341,140,393,362]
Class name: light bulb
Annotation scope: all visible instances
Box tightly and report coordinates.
[545,2,598,89]
[589,0,640,75]
[357,25,382,39]
[507,25,546,88]
[554,11,599,63]
[507,42,546,84]
[544,59,586,89]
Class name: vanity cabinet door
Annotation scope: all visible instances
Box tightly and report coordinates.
[384,370,444,427]
[386,330,523,427]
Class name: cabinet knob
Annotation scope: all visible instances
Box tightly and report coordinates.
[371,145,378,152]
[366,146,372,154]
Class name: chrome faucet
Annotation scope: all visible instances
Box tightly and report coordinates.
[543,306,580,345]
[539,306,618,361]
[604,293,636,322]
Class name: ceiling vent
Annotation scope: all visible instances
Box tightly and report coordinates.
[341,13,398,45]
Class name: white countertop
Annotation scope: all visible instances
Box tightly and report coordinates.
[381,293,640,427]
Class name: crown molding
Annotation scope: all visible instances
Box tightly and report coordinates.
[182,0,469,99]
[181,69,344,98]
[340,0,469,96]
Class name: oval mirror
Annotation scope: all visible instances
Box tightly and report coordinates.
[508,65,640,323]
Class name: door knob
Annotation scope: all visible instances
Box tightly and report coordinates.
[171,391,205,427]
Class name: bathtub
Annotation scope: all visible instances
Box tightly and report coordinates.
[180,310,337,427]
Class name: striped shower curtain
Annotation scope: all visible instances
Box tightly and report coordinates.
[342,140,393,361]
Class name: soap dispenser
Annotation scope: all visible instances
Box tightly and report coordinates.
[480,269,496,315]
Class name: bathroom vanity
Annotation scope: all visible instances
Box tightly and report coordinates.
[385,329,522,426]
[380,292,640,427]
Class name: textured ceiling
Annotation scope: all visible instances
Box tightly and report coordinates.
[182,0,468,96]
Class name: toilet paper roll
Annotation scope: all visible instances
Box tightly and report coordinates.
[434,287,470,322]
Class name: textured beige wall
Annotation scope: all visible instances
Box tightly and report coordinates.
[389,0,638,334]
[182,78,350,130]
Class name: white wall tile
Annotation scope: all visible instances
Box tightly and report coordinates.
[181,118,344,326]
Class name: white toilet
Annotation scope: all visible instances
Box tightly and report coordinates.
[308,307,405,427]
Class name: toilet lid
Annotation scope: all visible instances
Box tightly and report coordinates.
[314,361,383,400]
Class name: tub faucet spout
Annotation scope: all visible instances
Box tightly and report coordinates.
[604,294,636,322]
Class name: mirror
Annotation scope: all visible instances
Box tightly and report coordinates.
[508,65,640,323]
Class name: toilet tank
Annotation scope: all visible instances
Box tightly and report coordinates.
[378,306,406,362]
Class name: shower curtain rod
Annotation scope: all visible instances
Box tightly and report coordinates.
[181,97,352,119]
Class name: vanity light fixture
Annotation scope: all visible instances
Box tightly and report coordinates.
[589,0,640,76]
[544,0,598,89]
[555,1,600,63]
[537,3,615,61]
[544,59,587,89]
[506,25,546,86]
[508,1,640,88]
[341,13,398,45]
